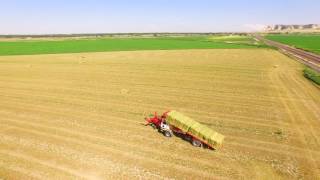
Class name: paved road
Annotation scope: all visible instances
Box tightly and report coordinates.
[254,34,320,72]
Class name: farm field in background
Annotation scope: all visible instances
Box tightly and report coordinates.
[209,35,265,46]
[266,34,320,54]
[0,49,319,179]
[0,36,262,56]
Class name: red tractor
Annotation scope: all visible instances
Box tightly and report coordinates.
[145,111,174,137]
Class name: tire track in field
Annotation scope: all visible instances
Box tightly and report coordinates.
[278,71,320,177]
[289,74,320,124]
[0,125,11,133]
[0,102,241,176]
[0,135,169,180]
[0,125,229,179]
[0,95,285,133]
[0,98,298,150]
[0,151,89,180]
[279,72,320,150]
[0,89,290,128]
[0,104,296,159]
[0,164,40,180]
[282,71,320,153]
[0,93,297,147]
[2,108,318,168]
[0,89,294,148]
[0,77,279,106]
[2,76,274,105]
[0,82,279,118]
[287,74,320,141]
[226,135,320,157]
[0,70,271,93]
[0,113,296,165]
[0,64,269,86]
[0,94,284,134]
[0,92,276,124]
[1,86,294,176]
[0,115,246,178]
[0,94,289,136]
[224,141,320,165]
[269,66,320,178]
[0,150,81,179]
[0,75,280,109]
[0,113,306,164]
[0,62,269,83]
[0,82,274,111]
[0,103,148,133]
[0,70,279,105]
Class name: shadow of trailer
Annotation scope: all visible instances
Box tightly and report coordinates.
[145,110,224,150]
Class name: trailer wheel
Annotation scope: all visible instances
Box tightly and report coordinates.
[163,130,172,137]
[192,139,203,147]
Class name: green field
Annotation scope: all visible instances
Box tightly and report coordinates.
[0,36,262,56]
[210,35,256,43]
[266,34,320,54]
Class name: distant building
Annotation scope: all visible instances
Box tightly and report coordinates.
[265,24,320,32]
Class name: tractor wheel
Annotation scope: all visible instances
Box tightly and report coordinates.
[192,139,203,147]
[163,130,172,137]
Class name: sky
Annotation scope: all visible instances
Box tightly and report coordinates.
[0,0,319,34]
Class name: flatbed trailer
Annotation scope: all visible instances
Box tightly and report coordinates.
[145,110,224,150]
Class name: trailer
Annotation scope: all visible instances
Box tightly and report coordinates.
[145,110,224,150]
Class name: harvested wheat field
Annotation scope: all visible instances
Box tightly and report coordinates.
[0,49,319,179]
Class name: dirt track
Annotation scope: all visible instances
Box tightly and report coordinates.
[0,49,319,179]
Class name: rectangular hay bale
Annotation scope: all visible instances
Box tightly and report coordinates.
[166,110,224,149]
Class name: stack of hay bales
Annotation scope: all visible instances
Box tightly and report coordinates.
[166,110,224,149]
